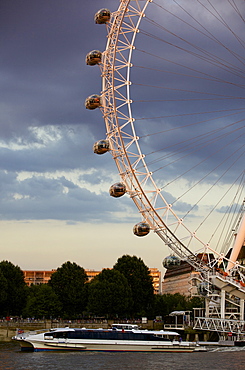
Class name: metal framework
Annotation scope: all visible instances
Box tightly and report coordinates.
[93,0,245,334]
[100,0,245,274]
[194,317,245,338]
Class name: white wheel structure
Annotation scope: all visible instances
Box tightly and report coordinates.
[88,1,245,333]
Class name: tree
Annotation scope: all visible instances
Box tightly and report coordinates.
[23,284,62,319]
[87,268,132,318]
[49,261,88,318]
[154,293,188,317]
[153,294,168,318]
[114,255,154,317]
[186,296,204,311]
[0,269,8,312]
[153,293,204,318]
[0,260,28,316]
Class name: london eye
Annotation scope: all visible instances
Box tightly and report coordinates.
[86,1,245,336]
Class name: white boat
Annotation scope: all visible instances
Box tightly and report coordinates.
[13,323,206,352]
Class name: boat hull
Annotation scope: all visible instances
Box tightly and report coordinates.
[17,339,202,352]
[13,326,206,353]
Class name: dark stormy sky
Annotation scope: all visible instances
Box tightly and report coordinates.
[0,0,244,272]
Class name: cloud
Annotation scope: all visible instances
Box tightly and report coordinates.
[0,121,121,172]
[0,0,116,140]
[0,167,137,222]
[0,0,243,240]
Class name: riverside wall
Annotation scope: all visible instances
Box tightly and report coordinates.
[0,321,52,341]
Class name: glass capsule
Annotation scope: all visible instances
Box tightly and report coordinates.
[109,183,126,198]
[133,222,150,237]
[94,8,111,24]
[86,50,102,66]
[93,140,110,155]
[162,255,181,269]
[85,94,101,110]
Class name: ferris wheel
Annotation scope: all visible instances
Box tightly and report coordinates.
[85,0,245,310]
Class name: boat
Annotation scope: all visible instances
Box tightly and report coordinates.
[13,323,206,352]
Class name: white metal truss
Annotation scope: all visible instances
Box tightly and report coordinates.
[194,317,245,337]
[189,267,245,334]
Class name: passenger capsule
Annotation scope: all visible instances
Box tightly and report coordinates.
[162,255,181,269]
[109,183,126,198]
[86,50,102,66]
[85,95,101,110]
[133,222,150,237]
[94,8,111,24]
[93,140,110,155]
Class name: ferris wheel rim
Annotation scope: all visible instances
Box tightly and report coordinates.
[101,0,199,259]
[99,0,245,274]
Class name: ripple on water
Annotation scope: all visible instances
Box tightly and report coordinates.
[1,342,245,370]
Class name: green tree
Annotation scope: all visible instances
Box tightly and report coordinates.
[23,284,62,319]
[0,269,8,311]
[0,260,28,316]
[186,296,204,311]
[153,293,204,318]
[49,261,88,318]
[153,294,168,318]
[114,255,154,317]
[87,268,132,318]
[160,293,188,315]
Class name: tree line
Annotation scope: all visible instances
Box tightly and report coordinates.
[0,255,203,320]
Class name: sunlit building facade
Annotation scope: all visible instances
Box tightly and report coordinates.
[23,267,161,294]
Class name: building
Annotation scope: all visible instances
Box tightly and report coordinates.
[23,270,55,286]
[149,267,161,294]
[85,269,101,282]
[162,245,245,296]
[161,261,194,295]
[23,267,161,294]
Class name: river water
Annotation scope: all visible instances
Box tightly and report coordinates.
[1,341,245,370]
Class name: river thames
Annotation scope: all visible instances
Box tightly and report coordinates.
[1,341,245,370]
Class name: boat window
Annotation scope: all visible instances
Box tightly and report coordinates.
[46,331,68,339]
[154,334,171,341]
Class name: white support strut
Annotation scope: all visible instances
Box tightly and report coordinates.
[227,214,245,273]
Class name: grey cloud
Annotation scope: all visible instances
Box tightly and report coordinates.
[0,125,115,173]
[0,171,136,222]
[0,0,243,226]
[0,0,115,140]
